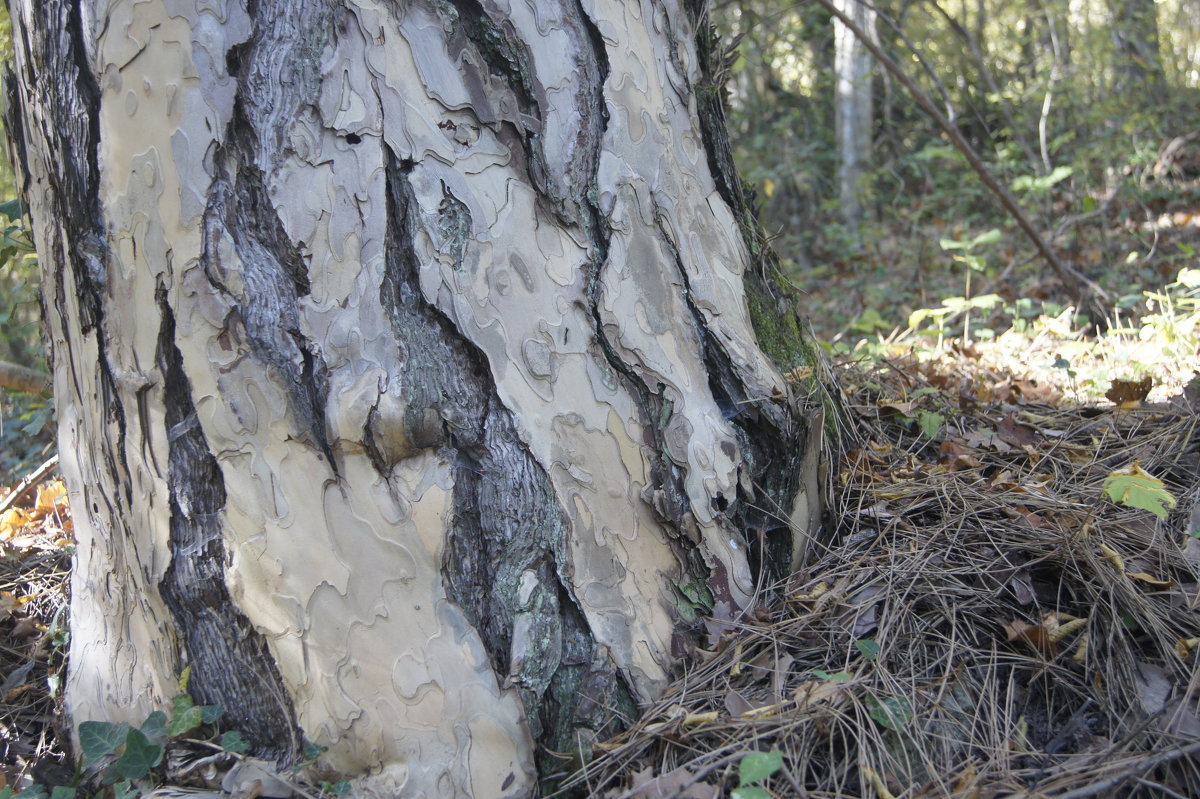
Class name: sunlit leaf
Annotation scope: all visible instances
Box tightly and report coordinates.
[1102,463,1177,519]
[917,411,944,439]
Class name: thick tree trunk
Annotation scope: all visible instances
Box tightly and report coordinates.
[833,0,875,244]
[5,1,817,796]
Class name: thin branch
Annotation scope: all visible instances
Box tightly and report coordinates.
[812,0,1111,304]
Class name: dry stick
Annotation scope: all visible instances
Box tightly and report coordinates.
[810,0,1110,304]
[1049,741,1200,799]
[0,454,59,515]
[0,360,51,396]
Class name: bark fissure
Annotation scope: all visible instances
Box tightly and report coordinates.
[155,288,302,764]
[573,7,715,607]
[202,141,332,460]
[381,151,636,757]
[652,208,804,584]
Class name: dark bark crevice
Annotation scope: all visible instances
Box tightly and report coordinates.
[651,209,804,585]
[381,151,636,763]
[154,286,302,766]
[200,147,333,462]
[8,1,133,502]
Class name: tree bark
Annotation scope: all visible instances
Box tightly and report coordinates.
[4,1,818,796]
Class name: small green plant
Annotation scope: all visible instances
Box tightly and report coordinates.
[732,750,784,799]
[7,668,270,799]
[866,695,914,730]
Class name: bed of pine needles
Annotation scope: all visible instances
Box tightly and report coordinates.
[0,346,1198,798]
[563,352,1200,799]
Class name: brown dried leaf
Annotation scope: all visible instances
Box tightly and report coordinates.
[996,413,1038,447]
[938,441,982,470]
[1105,376,1153,407]
[1004,619,1057,656]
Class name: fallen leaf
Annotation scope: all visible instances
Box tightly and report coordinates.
[1133,662,1172,715]
[1126,571,1172,589]
[34,481,67,514]
[996,413,1038,447]
[0,508,33,539]
[1105,376,1153,407]
[1102,462,1177,519]
[938,441,981,470]
[1004,619,1056,656]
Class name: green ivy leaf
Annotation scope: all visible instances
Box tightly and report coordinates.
[738,751,784,786]
[111,780,140,799]
[79,721,132,762]
[168,703,203,738]
[855,639,881,661]
[139,711,168,745]
[199,704,224,724]
[813,670,852,681]
[917,410,944,439]
[113,729,163,780]
[50,787,76,799]
[220,730,250,754]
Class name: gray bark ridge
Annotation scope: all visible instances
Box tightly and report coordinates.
[7,1,814,796]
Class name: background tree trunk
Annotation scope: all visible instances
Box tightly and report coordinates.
[4,1,818,796]
[833,0,876,244]
[1106,0,1166,105]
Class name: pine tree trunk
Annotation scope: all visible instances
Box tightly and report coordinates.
[4,1,818,796]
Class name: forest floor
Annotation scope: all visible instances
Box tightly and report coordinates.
[0,325,1196,798]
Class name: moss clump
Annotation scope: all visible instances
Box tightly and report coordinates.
[746,273,811,372]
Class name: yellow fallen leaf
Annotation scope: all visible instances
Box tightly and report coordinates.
[0,508,32,539]
[34,481,67,514]
[1048,617,1087,644]
[1099,544,1125,572]
[1072,631,1089,664]
[860,764,897,799]
[1176,638,1200,659]
[1127,572,1172,589]
[790,581,830,603]
[681,711,718,727]
[740,701,785,720]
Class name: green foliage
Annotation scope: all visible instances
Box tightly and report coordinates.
[731,750,784,799]
[855,638,881,661]
[867,695,914,730]
[30,683,251,799]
